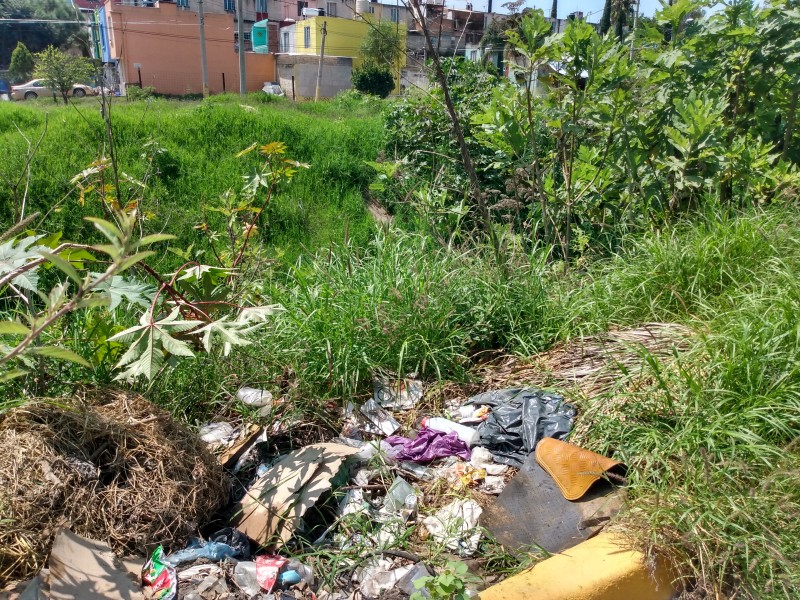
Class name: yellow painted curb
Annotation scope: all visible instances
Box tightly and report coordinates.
[479,532,677,600]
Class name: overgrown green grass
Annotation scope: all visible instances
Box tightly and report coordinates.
[562,208,800,598]
[0,95,384,266]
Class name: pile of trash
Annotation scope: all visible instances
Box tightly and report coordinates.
[2,378,631,599]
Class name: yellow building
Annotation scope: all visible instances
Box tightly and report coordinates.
[281,16,406,67]
[277,16,406,97]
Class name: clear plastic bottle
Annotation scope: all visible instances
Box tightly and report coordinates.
[421,417,480,447]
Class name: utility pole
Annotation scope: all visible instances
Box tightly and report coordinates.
[629,0,639,61]
[314,20,327,102]
[198,0,210,97]
[237,0,246,95]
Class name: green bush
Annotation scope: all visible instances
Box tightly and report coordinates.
[351,65,395,99]
[125,85,155,100]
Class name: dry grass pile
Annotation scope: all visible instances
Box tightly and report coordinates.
[480,323,691,395]
[0,389,229,585]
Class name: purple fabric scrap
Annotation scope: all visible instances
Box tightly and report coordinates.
[385,427,471,463]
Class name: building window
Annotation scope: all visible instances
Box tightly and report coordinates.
[326,1,337,16]
[367,5,375,13]
[244,32,252,41]
[256,0,267,11]
[297,0,307,16]
[177,0,189,7]
[281,31,290,51]
[389,7,399,22]
[304,26,311,48]
[224,0,235,11]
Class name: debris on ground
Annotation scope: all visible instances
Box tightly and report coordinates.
[420,417,479,447]
[465,387,576,466]
[359,399,401,436]
[0,391,228,585]
[236,387,276,418]
[49,529,142,600]
[373,377,423,411]
[357,559,416,599]
[163,529,249,567]
[385,427,471,462]
[255,555,288,594]
[230,442,359,545]
[535,438,625,501]
[422,499,483,557]
[2,333,665,600]
[481,442,625,553]
[142,546,177,600]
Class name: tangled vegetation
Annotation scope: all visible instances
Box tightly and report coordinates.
[383,0,800,261]
[0,0,798,597]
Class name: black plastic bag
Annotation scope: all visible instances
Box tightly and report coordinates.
[466,387,576,467]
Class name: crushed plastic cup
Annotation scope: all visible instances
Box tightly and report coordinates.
[383,477,416,514]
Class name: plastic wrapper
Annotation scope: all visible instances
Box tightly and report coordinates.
[256,555,289,593]
[422,499,483,556]
[359,399,400,436]
[466,387,576,467]
[385,427,471,463]
[373,377,423,410]
[142,546,177,600]
[164,527,248,567]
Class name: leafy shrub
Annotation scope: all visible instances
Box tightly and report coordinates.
[384,59,504,191]
[332,89,385,112]
[126,85,155,101]
[351,65,394,99]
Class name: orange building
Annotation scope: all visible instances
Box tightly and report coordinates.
[99,0,274,96]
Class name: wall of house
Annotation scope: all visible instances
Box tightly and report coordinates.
[267,0,318,22]
[276,54,352,99]
[352,0,412,26]
[281,16,406,68]
[103,0,274,95]
[163,0,263,22]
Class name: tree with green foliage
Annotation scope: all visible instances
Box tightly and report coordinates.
[9,42,34,84]
[33,46,94,104]
[359,21,403,69]
[600,0,612,33]
[0,0,80,68]
[351,64,395,98]
[613,0,631,39]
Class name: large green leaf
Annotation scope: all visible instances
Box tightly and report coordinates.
[0,235,45,292]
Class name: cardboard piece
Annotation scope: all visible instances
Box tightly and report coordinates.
[230,442,359,546]
[218,424,262,469]
[47,529,142,600]
[481,452,624,554]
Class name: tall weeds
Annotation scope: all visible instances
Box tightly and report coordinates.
[566,207,800,598]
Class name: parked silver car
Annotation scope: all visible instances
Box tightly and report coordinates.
[10,79,97,100]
